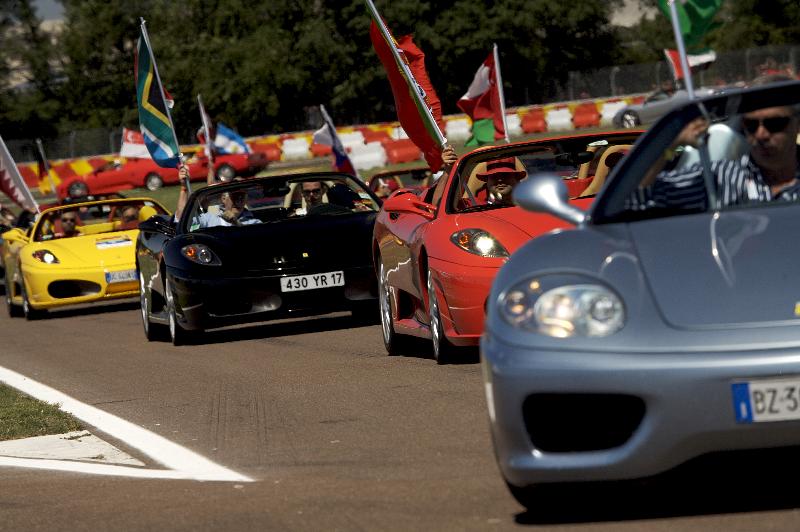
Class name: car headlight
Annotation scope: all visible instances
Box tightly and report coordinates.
[32,250,59,264]
[450,229,509,258]
[499,278,624,337]
[181,244,220,265]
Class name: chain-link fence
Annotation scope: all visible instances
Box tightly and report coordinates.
[6,127,124,164]
[7,44,800,163]
[565,44,800,102]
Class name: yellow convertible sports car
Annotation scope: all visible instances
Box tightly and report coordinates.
[2,197,169,319]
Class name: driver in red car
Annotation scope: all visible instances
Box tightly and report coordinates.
[477,157,527,206]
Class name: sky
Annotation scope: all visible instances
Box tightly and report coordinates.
[34,0,63,21]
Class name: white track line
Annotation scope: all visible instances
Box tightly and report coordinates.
[0,366,253,482]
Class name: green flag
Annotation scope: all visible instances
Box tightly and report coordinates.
[657,0,723,49]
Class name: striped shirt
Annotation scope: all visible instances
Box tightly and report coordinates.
[629,153,800,211]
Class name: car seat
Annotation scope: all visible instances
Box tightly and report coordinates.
[579,144,632,197]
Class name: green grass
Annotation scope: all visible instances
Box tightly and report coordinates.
[0,384,82,441]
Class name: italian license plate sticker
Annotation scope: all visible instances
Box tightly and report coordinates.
[105,269,137,284]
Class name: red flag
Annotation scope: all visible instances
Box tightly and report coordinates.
[369,22,445,172]
[0,135,39,212]
[664,48,716,81]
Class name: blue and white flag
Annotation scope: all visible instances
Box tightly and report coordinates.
[214,123,251,154]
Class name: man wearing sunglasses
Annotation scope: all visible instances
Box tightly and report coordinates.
[56,212,81,238]
[291,181,329,216]
[632,77,800,210]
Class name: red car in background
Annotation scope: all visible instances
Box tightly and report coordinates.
[57,151,268,199]
[374,130,641,363]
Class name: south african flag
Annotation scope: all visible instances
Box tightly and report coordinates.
[135,19,180,168]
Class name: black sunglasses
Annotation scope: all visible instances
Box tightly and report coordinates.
[61,217,77,223]
[302,188,323,195]
[742,115,794,135]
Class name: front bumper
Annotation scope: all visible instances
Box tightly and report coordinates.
[481,333,800,487]
[169,264,377,330]
[23,264,137,309]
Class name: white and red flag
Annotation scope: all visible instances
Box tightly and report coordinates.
[119,127,150,159]
[0,134,39,212]
[457,44,508,147]
[664,48,716,82]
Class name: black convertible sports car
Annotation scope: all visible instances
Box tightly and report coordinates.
[136,172,381,345]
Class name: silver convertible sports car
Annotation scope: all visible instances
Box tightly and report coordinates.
[482,80,800,508]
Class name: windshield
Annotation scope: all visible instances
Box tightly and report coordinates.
[185,174,380,233]
[34,200,167,242]
[599,82,800,223]
[449,133,640,213]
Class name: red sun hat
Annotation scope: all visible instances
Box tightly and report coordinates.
[476,157,527,181]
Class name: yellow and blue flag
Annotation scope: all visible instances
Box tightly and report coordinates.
[135,19,180,168]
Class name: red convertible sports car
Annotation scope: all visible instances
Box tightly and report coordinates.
[57,151,268,199]
[373,130,641,363]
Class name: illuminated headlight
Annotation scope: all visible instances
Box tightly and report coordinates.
[32,250,59,264]
[181,244,220,265]
[500,280,624,337]
[450,229,509,258]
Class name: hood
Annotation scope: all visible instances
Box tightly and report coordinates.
[629,207,800,329]
[457,206,585,253]
[31,231,137,268]
[176,213,375,272]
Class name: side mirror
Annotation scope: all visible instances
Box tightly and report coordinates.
[382,192,436,220]
[513,174,587,226]
[138,215,175,237]
[2,227,29,244]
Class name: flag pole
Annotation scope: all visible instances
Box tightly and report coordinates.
[493,43,510,143]
[667,1,695,99]
[139,18,189,192]
[364,0,447,147]
[34,138,57,195]
[197,93,215,184]
[666,0,716,208]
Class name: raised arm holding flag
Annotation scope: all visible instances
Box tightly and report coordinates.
[366,0,447,172]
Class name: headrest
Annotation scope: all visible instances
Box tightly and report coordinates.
[139,205,158,222]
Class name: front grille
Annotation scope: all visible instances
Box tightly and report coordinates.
[523,393,645,453]
[48,280,102,299]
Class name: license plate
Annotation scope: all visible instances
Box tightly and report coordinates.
[105,269,137,284]
[732,377,800,423]
[280,271,344,292]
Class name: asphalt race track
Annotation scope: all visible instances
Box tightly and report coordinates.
[2,301,800,530]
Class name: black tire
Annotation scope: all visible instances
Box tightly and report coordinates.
[67,181,89,198]
[378,261,410,356]
[165,278,198,346]
[144,173,164,191]
[427,269,454,364]
[621,111,640,129]
[139,271,165,341]
[4,270,22,318]
[216,164,235,181]
[21,283,45,320]
[505,481,538,511]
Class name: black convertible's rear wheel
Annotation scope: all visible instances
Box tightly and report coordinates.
[165,278,199,346]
